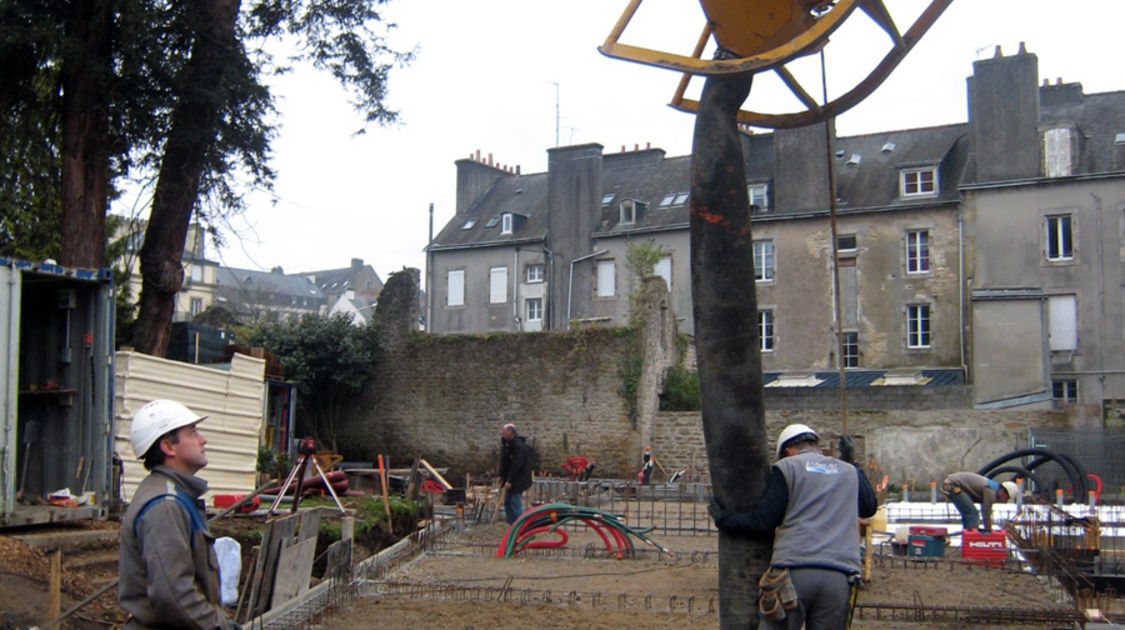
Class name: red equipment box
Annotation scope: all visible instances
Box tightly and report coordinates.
[961,529,1007,565]
[213,494,260,513]
[909,526,948,538]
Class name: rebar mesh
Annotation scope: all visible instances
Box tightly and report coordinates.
[1029,427,1125,496]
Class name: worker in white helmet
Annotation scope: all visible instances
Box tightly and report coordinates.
[118,400,242,630]
[941,472,1017,533]
[708,423,877,630]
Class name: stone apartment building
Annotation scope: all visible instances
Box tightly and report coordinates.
[427,46,1125,413]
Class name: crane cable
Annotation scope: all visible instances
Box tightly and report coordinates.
[821,49,849,437]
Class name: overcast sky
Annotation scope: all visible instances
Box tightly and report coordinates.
[114,1,1124,283]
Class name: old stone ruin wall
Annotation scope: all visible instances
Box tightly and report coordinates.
[344,268,1079,486]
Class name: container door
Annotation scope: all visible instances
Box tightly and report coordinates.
[0,265,21,519]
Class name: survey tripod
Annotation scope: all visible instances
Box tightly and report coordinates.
[268,437,345,515]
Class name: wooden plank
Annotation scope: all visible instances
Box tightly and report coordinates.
[245,521,273,619]
[420,459,453,490]
[298,509,320,542]
[48,548,61,623]
[324,538,353,582]
[405,456,421,501]
[253,514,297,615]
[270,537,317,607]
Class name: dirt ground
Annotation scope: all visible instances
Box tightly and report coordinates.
[0,516,1115,630]
[321,522,1093,630]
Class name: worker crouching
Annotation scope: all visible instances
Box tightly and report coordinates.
[941,472,1017,532]
[709,423,877,630]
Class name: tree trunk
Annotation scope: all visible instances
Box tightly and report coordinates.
[690,72,773,629]
[132,0,241,356]
[59,0,113,269]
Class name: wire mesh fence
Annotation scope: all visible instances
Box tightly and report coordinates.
[1029,427,1125,499]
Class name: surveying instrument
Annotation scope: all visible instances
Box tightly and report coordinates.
[268,437,346,515]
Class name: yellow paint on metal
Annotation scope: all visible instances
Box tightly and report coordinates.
[700,0,815,58]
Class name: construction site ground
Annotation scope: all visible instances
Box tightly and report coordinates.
[322,521,1102,630]
[0,509,1119,629]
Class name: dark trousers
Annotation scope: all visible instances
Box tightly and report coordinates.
[503,490,523,524]
[947,488,981,530]
[760,568,852,630]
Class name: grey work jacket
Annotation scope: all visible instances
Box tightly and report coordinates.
[119,466,228,630]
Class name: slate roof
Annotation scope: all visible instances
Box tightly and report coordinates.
[831,123,968,212]
[435,123,970,250]
[596,150,692,235]
[433,86,1124,250]
[1039,87,1125,175]
[215,267,325,300]
[431,172,549,250]
[301,264,383,296]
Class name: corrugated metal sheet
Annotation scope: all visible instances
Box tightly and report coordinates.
[115,351,265,504]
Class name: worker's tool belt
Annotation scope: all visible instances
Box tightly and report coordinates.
[758,566,798,621]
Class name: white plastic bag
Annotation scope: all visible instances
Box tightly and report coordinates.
[213,536,242,607]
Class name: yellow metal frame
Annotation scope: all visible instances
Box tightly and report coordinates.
[599,0,955,129]
[599,0,861,76]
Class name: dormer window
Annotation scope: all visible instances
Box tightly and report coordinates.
[620,199,645,225]
[501,213,513,235]
[900,167,938,198]
[749,183,769,211]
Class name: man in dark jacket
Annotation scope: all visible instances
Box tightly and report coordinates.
[496,423,533,524]
[709,423,877,630]
[119,399,241,630]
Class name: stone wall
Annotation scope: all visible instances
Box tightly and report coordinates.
[342,267,1078,485]
[340,327,638,479]
[651,407,1071,489]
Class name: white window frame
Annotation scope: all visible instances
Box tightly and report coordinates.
[446,269,465,307]
[906,229,930,274]
[840,331,859,368]
[749,183,769,210]
[190,297,204,317]
[489,266,508,304]
[620,200,641,225]
[526,298,543,322]
[596,259,616,297]
[900,167,938,197]
[1052,379,1078,403]
[753,240,775,282]
[1046,214,1074,261]
[501,213,513,235]
[758,310,775,352]
[526,263,544,283]
[907,304,931,349]
[1048,294,1077,351]
[837,234,857,256]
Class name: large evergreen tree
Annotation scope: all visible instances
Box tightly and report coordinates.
[0,0,411,355]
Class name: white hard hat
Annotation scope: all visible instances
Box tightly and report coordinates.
[1001,481,1019,502]
[776,423,819,459]
[130,399,207,459]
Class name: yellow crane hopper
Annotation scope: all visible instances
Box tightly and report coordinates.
[598,0,955,128]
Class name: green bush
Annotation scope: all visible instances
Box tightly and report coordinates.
[660,365,701,411]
